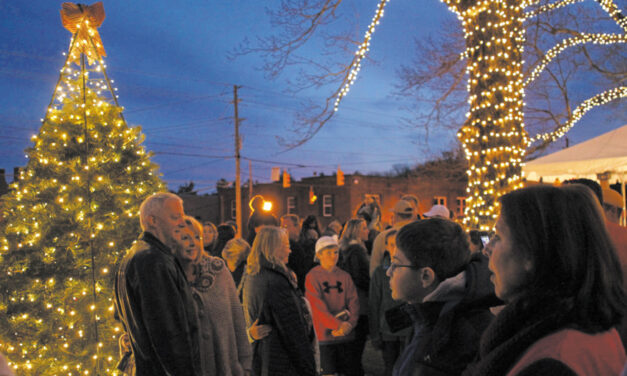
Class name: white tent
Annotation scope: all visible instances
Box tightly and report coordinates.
[523,124,627,182]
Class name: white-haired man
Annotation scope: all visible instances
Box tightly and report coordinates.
[115,192,201,375]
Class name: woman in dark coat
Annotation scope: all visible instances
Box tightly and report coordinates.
[211,224,235,258]
[464,184,626,376]
[242,226,317,376]
[338,218,371,376]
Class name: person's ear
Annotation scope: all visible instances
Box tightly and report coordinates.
[420,267,437,288]
[146,214,157,229]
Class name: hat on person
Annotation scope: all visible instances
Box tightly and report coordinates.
[315,235,339,253]
[424,204,450,218]
[391,200,415,215]
[603,188,624,208]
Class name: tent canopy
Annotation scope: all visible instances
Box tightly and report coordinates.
[523,124,627,182]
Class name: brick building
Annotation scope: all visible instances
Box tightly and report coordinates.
[0,166,467,239]
[187,173,467,239]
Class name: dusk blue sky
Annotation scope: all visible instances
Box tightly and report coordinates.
[1,1,624,192]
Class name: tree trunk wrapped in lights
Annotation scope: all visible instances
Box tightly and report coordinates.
[0,2,164,374]
[451,0,527,230]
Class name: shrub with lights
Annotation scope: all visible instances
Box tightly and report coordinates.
[0,3,164,374]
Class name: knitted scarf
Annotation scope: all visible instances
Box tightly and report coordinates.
[462,294,577,376]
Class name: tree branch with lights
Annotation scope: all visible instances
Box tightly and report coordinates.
[234,0,626,229]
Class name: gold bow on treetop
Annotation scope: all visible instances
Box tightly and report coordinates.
[60,2,106,65]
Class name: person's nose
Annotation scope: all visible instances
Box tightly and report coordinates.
[483,241,493,258]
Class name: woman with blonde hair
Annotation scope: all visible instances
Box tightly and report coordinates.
[464,185,626,375]
[242,226,317,376]
[221,237,251,291]
[174,216,252,376]
[202,221,218,254]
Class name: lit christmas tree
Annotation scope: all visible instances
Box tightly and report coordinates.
[0,3,164,374]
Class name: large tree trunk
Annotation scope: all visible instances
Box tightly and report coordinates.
[455,0,527,230]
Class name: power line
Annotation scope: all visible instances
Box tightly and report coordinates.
[153,151,233,159]
[124,92,229,114]
[142,116,232,133]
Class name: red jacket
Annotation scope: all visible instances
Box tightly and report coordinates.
[606,220,627,349]
[507,328,626,375]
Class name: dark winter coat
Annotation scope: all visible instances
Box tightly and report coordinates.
[462,293,626,376]
[242,262,317,376]
[338,242,370,315]
[114,232,201,376]
[287,238,315,293]
[393,253,498,376]
[369,259,412,345]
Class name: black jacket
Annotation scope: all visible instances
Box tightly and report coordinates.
[393,253,499,376]
[287,238,315,293]
[243,262,317,376]
[339,243,371,316]
[114,232,201,376]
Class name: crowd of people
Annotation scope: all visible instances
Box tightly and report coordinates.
[113,179,627,376]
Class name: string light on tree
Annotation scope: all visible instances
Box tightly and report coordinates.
[439,0,626,230]
[523,0,585,20]
[524,33,627,87]
[530,86,627,144]
[333,0,390,112]
[0,2,163,374]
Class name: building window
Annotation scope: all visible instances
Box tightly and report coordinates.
[322,195,333,217]
[433,196,447,207]
[230,200,236,219]
[456,197,466,216]
[287,196,296,214]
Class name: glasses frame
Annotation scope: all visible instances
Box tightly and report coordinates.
[388,262,419,273]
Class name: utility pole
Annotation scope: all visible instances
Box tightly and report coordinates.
[233,85,243,238]
[249,160,253,199]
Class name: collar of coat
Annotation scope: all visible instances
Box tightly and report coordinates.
[140,231,174,257]
[261,261,299,290]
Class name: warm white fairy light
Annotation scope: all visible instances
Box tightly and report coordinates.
[530,86,627,144]
[596,0,627,32]
[439,0,626,229]
[0,4,164,375]
[523,0,585,20]
[333,0,390,111]
[524,33,627,87]
[440,0,527,230]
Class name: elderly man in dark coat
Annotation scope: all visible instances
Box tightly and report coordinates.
[114,192,201,375]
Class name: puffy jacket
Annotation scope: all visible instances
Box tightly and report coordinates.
[242,262,317,376]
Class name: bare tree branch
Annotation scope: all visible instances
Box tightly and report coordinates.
[230,0,347,78]
[593,0,627,32]
[524,0,586,20]
[524,33,627,87]
[530,85,627,144]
